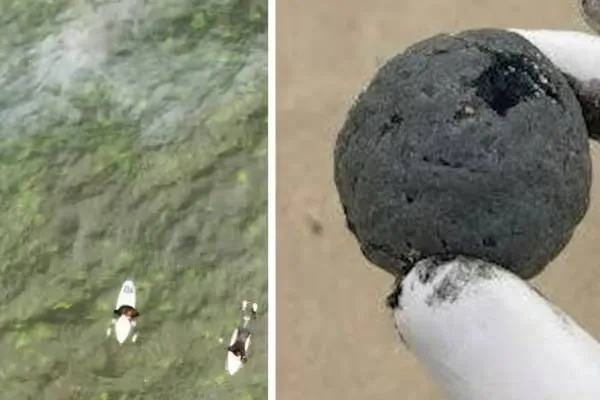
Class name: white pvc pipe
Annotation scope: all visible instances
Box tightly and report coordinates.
[390,256,600,400]
[510,29,600,82]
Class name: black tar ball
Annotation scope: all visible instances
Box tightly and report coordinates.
[334,29,591,279]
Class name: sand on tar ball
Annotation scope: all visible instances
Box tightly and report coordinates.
[334,28,592,279]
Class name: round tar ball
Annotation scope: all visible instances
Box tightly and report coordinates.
[334,29,591,279]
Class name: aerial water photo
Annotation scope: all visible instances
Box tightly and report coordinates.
[0,0,267,399]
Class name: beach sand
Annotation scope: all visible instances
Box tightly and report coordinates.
[277,1,600,398]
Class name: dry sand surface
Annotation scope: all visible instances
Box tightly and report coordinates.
[277,0,600,399]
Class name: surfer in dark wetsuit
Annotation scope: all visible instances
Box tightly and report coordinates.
[114,305,140,322]
[229,330,251,363]
[227,300,258,363]
[106,305,141,342]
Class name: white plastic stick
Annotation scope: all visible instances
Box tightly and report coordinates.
[390,257,600,400]
[510,29,600,82]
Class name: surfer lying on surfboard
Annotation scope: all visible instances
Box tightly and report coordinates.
[114,305,140,321]
[106,280,140,344]
[227,300,258,363]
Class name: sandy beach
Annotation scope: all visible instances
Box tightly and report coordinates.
[277,0,600,399]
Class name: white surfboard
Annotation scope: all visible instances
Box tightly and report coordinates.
[226,329,251,376]
[390,256,600,400]
[110,280,137,344]
[114,314,133,344]
[115,280,136,311]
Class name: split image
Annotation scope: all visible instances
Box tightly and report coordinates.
[8,0,600,399]
[276,0,600,399]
